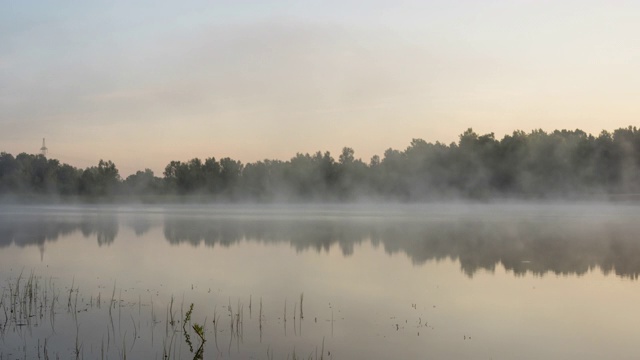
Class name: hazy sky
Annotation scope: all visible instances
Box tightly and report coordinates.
[1,0,639,175]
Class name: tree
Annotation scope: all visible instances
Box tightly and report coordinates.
[0,152,18,193]
[219,157,243,197]
[79,160,121,197]
[4,125,640,201]
[204,157,221,194]
[56,163,81,195]
[125,169,162,195]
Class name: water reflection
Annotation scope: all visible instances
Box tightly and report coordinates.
[0,213,119,247]
[3,210,640,279]
[162,216,640,279]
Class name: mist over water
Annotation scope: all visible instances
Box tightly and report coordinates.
[3,203,640,278]
[2,203,640,358]
[3,127,640,203]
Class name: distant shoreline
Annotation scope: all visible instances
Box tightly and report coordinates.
[3,127,640,201]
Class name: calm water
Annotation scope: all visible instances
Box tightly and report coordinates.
[2,203,640,359]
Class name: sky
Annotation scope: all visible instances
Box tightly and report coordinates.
[1,0,639,176]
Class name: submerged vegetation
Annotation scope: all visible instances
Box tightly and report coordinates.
[3,127,640,201]
[0,273,329,359]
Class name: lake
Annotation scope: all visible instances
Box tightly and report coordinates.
[1,203,640,359]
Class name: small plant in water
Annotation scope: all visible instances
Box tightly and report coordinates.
[182,303,205,360]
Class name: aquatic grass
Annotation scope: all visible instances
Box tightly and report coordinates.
[150,294,156,324]
[169,295,175,327]
[0,273,58,337]
[1,274,334,359]
[259,296,263,333]
[74,320,82,359]
[183,303,194,353]
[67,276,74,313]
[130,313,138,351]
[300,292,304,320]
[118,289,122,333]
[212,305,220,353]
[163,330,177,359]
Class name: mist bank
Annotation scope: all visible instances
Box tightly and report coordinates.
[3,204,640,279]
[3,127,640,202]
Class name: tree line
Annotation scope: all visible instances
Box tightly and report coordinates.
[2,127,640,201]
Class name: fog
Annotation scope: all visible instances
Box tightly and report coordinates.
[2,127,640,203]
[3,203,640,279]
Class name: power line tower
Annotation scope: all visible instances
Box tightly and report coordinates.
[40,138,48,156]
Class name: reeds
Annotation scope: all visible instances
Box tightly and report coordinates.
[1,275,331,359]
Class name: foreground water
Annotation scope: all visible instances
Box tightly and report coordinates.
[1,203,640,359]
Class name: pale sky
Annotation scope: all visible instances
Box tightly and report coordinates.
[1,0,639,176]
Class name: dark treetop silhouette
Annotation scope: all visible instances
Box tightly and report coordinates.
[2,127,640,201]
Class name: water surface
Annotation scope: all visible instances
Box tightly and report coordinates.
[1,204,640,359]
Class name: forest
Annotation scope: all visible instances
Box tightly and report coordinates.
[1,127,640,202]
